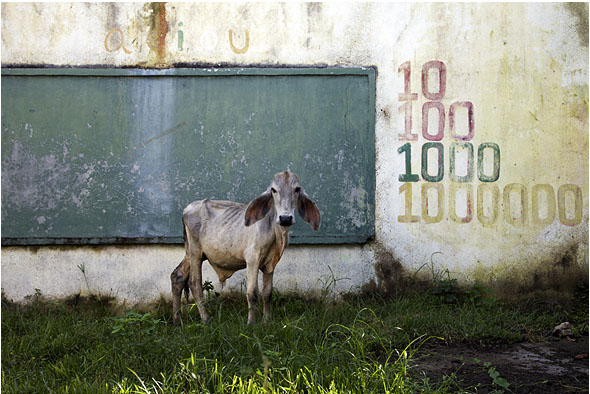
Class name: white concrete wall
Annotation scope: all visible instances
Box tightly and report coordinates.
[2,3,588,302]
[1,244,375,303]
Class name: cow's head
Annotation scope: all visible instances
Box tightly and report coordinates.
[245,171,320,231]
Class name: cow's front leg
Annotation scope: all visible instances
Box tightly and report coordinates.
[262,271,274,324]
[245,250,261,325]
[187,254,209,323]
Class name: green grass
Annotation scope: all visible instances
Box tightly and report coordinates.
[1,286,579,393]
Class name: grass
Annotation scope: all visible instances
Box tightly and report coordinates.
[1,282,583,394]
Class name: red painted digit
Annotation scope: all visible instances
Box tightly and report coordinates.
[422,61,446,100]
[449,101,474,141]
[398,101,418,141]
[398,61,418,101]
[422,102,445,141]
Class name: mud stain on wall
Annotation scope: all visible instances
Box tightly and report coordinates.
[372,244,410,297]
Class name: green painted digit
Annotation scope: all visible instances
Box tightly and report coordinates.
[450,142,474,183]
[477,142,500,182]
[398,143,419,182]
[421,142,444,182]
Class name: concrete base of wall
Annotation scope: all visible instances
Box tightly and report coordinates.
[3,241,587,305]
[1,244,375,303]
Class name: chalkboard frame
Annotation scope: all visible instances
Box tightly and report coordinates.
[1,67,376,246]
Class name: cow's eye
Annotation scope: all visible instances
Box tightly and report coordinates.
[294,187,301,193]
[271,188,277,194]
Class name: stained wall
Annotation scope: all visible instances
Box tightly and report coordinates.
[1,3,587,302]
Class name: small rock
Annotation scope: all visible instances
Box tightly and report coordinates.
[552,322,574,338]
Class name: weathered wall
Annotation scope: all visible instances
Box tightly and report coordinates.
[2,3,588,302]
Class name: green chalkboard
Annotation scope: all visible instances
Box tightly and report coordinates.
[1,67,375,245]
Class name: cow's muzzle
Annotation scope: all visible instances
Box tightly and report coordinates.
[279,214,294,226]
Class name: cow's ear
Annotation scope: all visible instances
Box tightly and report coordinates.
[245,190,274,226]
[298,191,321,231]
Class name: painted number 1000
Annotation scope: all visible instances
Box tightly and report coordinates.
[398,141,500,183]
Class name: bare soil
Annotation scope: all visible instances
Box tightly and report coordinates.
[413,335,589,393]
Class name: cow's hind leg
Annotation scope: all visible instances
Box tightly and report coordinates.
[187,253,210,323]
[171,256,190,325]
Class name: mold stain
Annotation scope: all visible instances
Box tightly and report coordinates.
[105,3,120,34]
[565,2,589,48]
[305,2,322,48]
[470,242,588,301]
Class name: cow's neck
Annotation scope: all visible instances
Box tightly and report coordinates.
[274,223,289,246]
[263,210,290,248]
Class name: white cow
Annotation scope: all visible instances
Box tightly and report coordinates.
[171,171,320,325]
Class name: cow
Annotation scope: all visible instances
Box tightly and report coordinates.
[170,171,320,325]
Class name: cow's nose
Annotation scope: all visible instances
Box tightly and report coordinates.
[279,215,294,226]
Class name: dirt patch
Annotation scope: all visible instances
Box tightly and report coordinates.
[413,336,588,393]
